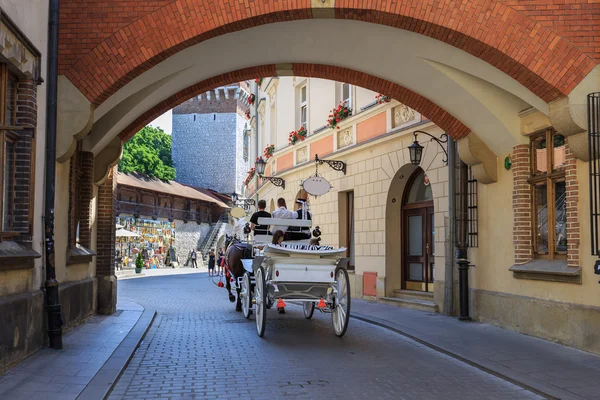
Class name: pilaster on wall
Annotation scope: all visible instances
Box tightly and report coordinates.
[96,167,117,315]
[564,142,580,268]
[79,152,94,248]
[97,168,116,276]
[512,144,533,264]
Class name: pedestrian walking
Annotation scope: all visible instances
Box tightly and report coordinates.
[191,249,198,268]
[208,249,216,277]
[217,247,225,276]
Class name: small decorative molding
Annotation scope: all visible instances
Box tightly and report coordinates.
[296,146,308,164]
[0,21,39,79]
[337,129,353,149]
[392,104,416,128]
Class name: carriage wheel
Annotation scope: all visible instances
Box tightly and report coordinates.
[255,266,267,337]
[332,266,351,337]
[303,302,315,319]
[241,272,252,319]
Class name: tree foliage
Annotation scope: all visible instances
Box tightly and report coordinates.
[118,126,176,181]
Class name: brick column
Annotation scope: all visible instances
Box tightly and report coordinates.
[564,141,580,268]
[512,144,533,264]
[79,152,94,248]
[96,168,117,315]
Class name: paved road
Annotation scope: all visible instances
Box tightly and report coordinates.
[110,273,542,400]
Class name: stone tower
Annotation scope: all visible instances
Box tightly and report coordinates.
[172,84,252,194]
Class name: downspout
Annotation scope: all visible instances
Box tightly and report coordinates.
[254,82,259,205]
[44,0,63,349]
[444,137,456,315]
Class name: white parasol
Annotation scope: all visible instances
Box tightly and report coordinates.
[115,228,140,237]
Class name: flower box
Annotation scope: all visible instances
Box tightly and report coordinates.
[327,102,352,129]
[264,144,275,159]
[288,126,307,145]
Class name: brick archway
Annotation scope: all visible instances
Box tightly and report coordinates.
[60,0,596,107]
[119,64,470,144]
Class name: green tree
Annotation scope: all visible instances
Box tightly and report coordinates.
[118,126,176,181]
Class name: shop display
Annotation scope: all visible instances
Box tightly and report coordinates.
[116,217,176,268]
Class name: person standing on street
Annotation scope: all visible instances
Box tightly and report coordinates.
[208,249,216,277]
[190,249,198,268]
[217,247,225,276]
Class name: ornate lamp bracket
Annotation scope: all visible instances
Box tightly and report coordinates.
[261,176,285,189]
[315,154,347,175]
[412,130,449,165]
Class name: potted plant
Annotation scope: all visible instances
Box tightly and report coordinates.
[245,109,251,119]
[248,93,255,105]
[254,78,264,86]
[264,144,275,159]
[327,101,352,129]
[135,254,143,274]
[376,93,391,104]
[288,126,308,145]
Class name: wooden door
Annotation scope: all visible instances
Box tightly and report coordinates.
[403,204,434,292]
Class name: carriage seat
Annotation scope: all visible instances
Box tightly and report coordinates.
[274,243,334,251]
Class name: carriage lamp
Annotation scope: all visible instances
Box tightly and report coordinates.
[312,226,321,238]
[243,223,251,235]
[255,157,286,189]
[408,130,449,166]
[231,192,239,203]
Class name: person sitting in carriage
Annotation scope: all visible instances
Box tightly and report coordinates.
[286,199,312,241]
[249,200,271,236]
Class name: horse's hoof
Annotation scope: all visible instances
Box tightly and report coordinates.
[235,305,242,312]
[278,307,286,314]
[229,295,236,303]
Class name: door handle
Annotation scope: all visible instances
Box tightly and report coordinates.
[426,242,430,254]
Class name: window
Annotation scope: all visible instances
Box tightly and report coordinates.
[243,127,249,161]
[530,129,567,258]
[0,64,19,233]
[299,84,307,129]
[342,83,351,109]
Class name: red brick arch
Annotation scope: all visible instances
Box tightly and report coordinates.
[62,0,596,107]
[118,64,470,144]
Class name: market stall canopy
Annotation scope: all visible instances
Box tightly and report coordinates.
[115,228,140,237]
[116,223,124,229]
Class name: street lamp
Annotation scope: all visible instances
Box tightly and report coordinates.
[408,130,449,166]
[255,157,285,189]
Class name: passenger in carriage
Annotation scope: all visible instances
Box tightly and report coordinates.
[287,199,312,240]
[249,199,271,236]
[272,230,285,245]
[271,198,296,234]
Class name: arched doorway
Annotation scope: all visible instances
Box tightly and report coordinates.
[402,168,434,292]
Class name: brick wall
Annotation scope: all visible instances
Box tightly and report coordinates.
[11,79,38,242]
[97,169,116,277]
[59,1,595,106]
[512,144,533,264]
[564,141,579,268]
[79,152,94,248]
[501,0,600,63]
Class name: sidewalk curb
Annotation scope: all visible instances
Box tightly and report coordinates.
[351,312,584,400]
[76,309,157,400]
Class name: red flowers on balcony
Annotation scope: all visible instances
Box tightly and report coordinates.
[244,167,256,187]
[245,109,251,119]
[288,126,307,145]
[264,144,275,159]
[327,101,352,129]
[376,93,391,104]
[248,94,255,105]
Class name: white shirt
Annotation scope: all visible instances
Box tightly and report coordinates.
[271,207,297,233]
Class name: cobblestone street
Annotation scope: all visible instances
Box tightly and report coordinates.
[109,273,542,400]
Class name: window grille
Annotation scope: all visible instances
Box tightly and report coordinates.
[467,166,478,248]
[588,92,600,256]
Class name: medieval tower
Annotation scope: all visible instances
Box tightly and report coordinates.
[172,83,253,194]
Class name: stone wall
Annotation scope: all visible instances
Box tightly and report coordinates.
[174,221,212,264]
[173,113,238,193]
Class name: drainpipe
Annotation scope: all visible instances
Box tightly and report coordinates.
[444,137,455,315]
[457,160,471,320]
[254,81,259,205]
[44,0,63,349]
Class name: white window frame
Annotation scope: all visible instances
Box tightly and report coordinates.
[299,84,308,129]
[342,83,352,109]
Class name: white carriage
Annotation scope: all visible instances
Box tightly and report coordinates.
[238,217,351,337]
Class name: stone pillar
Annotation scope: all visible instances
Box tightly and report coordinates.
[96,167,117,315]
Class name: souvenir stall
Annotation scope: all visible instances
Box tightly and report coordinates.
[116,217,176,268]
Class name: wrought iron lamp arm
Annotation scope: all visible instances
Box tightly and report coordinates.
[315,154,347,175]
[413,130,449,164]
[260,175,285,190]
